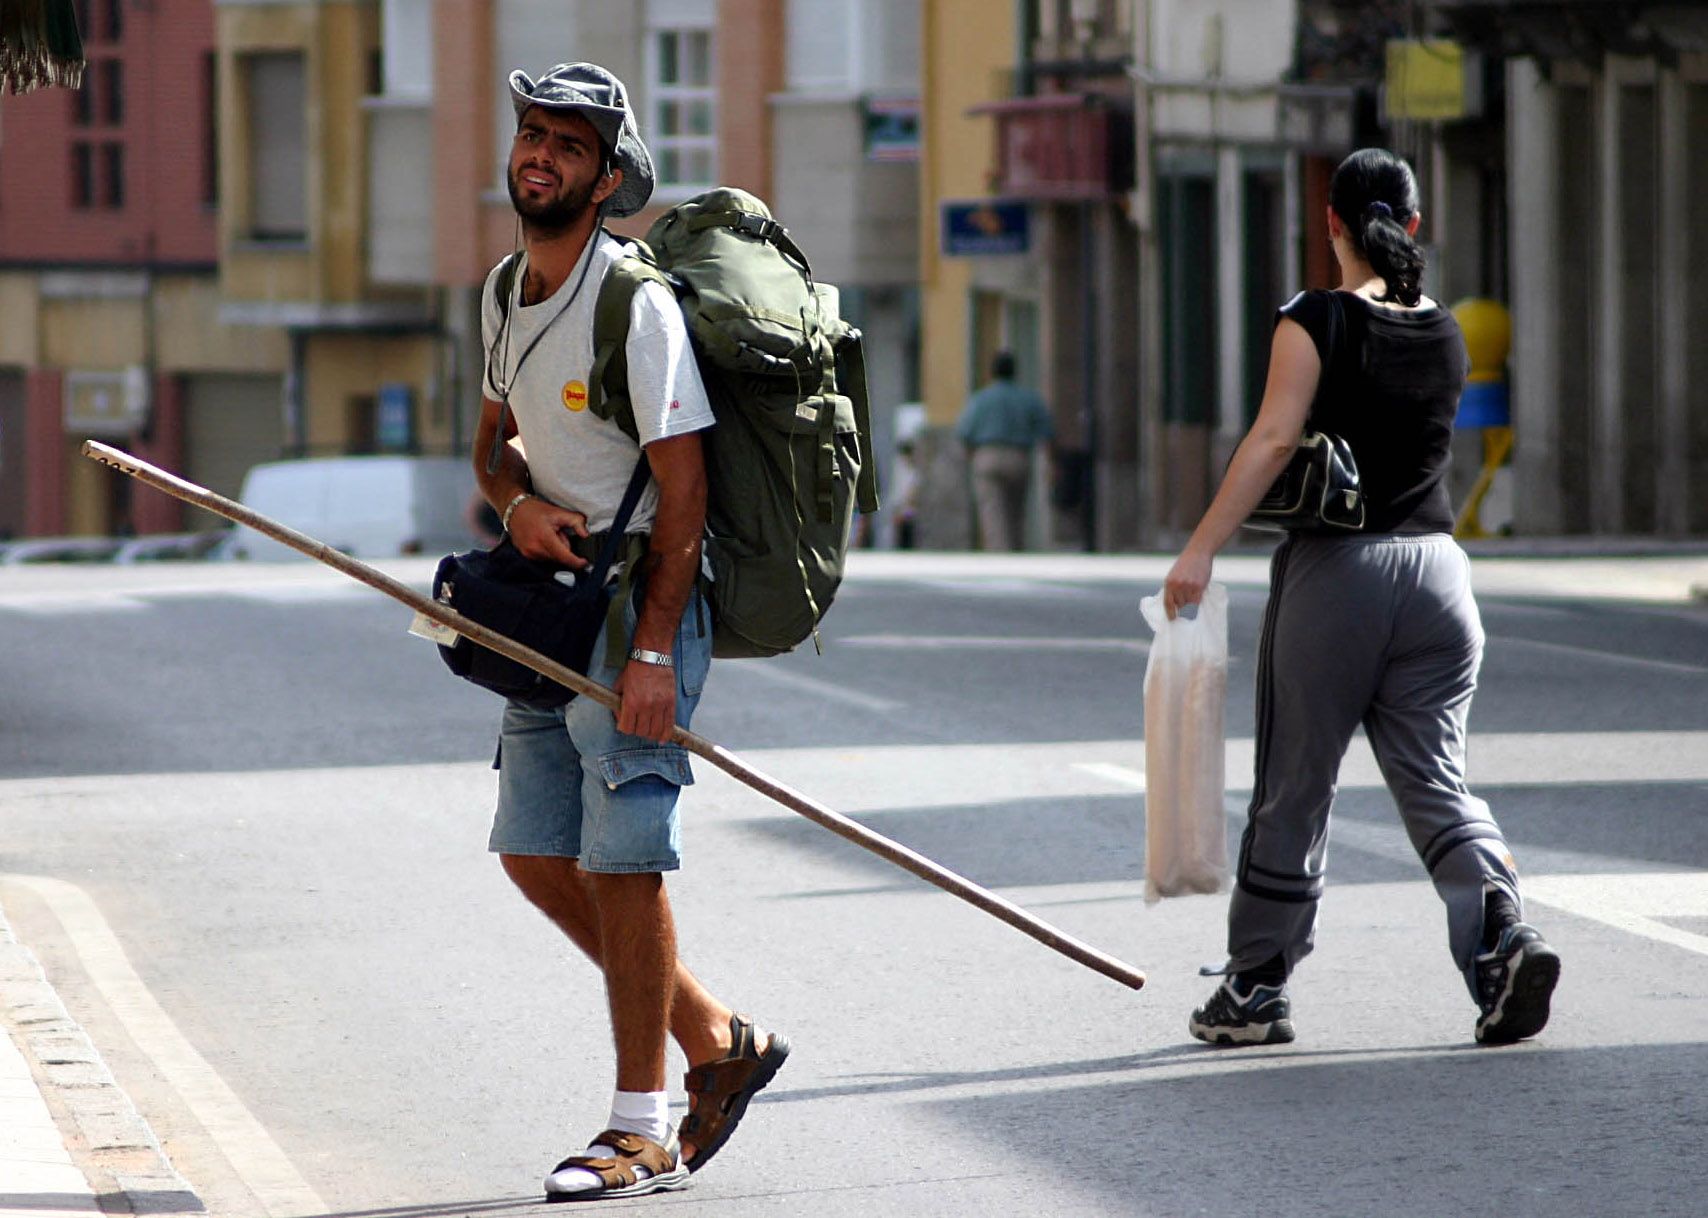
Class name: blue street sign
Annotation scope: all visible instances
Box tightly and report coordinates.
[940,200,1030,256]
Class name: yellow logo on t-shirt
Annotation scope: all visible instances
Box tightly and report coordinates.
[562,380,588,411]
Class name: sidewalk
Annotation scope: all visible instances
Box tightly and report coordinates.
[0,899,200,1218]
[842,542,1708,607]
[0,1028,97,1217]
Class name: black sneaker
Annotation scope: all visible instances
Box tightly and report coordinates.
[1474,922,1560,1045]
[1189,977,1295,1046]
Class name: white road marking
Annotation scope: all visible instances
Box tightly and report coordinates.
[0,594,154,616]
[0,578,366,616]
[1318,818,1708,961]
[914,578,1052,596]
[1489,633,1708,677]
[719,660,904,712]
[5,875,326,1218]
[840,634,1147,653]
[1074,762,1147,789]
[1521,873,1708,959]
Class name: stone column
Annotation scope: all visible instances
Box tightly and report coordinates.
[25,369,65,536]
[1656,65,1690,535]
[1506,57,1563,535]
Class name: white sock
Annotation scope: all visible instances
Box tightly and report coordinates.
[608,1089,672,1146]
[543,1090,673,1195]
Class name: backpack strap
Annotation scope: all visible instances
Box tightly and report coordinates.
[587,250,672,444]
[599,455,653,670]
[836,328,880,515]
[494,253,520,325]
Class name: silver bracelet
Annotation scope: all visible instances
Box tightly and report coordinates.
[628,647,674,668]
[500,492,532,533]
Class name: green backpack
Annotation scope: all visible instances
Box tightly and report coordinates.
[499,188,879,658]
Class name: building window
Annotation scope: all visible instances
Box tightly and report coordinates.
[102,58,122,125]
[650,27,716,191]
[202,52,220,207]
[244,51,308,241]
[102,0,123,42]
[71,142,94,207]
[72,68,94,125]
[103,143,125,207]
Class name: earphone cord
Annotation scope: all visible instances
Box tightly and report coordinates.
[485,216,605,475]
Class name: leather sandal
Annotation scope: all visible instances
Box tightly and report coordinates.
[679,1013,791,1173]
[543,1128,690,1203]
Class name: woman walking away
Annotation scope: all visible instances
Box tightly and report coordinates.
[1161,147,1559,1048]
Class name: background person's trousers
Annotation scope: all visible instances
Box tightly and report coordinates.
[1227,532,1524,999]
[970,445,1031,551]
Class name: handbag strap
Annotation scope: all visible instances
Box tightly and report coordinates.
[1305,290,1347,433]
[583,454,653,589]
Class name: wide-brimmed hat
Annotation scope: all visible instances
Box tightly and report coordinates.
[507,62,654,217]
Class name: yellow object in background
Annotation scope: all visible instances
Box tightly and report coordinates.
[1385,40,1469,121]
[1450,297,1514,538]
[1454,297,1512,384]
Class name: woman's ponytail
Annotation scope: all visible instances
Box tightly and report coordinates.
[1331,149,1426,307]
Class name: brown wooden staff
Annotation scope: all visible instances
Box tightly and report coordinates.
[83,440,1146,990]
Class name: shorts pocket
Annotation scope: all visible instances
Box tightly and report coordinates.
[597,746,694,792]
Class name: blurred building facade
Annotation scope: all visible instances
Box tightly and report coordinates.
[0,0,285,538]
[918,0,1708,545]
[2,0,922,541]
[1425,0,1708,537]
[7,0,1705,544]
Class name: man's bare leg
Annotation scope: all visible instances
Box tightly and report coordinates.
[588,871,675,1091]
[500,854,732,1063]
[500,854,774,1161]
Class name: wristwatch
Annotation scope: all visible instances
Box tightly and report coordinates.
[628,647,674,668]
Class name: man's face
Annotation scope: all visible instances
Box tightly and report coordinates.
[507,107,612,232]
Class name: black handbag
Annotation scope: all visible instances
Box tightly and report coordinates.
[1245,429,1366,532]
[1245,291,1366,533]
[433,458,650,709]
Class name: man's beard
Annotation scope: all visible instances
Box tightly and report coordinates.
[507,167,599,234]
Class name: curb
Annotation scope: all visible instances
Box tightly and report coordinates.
[0,904,202,1216]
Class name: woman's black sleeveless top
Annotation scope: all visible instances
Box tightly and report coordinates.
[1277,289,1470,535]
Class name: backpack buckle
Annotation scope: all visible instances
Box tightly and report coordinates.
[734,212,776,240]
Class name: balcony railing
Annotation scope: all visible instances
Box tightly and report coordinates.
[969,93,1133,202]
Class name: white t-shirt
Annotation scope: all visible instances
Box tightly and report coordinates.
[480,232,715,534]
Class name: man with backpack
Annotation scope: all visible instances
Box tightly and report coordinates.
[470,62,788,1202]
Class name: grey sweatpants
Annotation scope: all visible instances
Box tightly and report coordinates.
[1227,532,1522,998]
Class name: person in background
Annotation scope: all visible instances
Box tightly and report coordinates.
[956,351,1053,551]
[1161,147,1560,1049]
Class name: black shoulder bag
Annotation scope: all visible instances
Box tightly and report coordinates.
[1245,292,1366,533]
[432,457,651,709]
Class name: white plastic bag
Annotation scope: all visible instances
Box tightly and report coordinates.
[1138,583,1230,903]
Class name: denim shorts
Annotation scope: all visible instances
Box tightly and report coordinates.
[488,584,712,873]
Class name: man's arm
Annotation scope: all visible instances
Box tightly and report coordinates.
[470,395,588,567]
[614,430,707,743]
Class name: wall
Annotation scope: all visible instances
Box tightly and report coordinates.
[718,0,784,198]
[0,0,218,267]
[217,1,381,307]
[771,100,919,285]
[919,0,1016,428]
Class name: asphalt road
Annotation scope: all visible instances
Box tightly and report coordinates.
[2,551,1706,1218]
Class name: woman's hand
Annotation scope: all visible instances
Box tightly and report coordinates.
[1162,547,1213,620]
